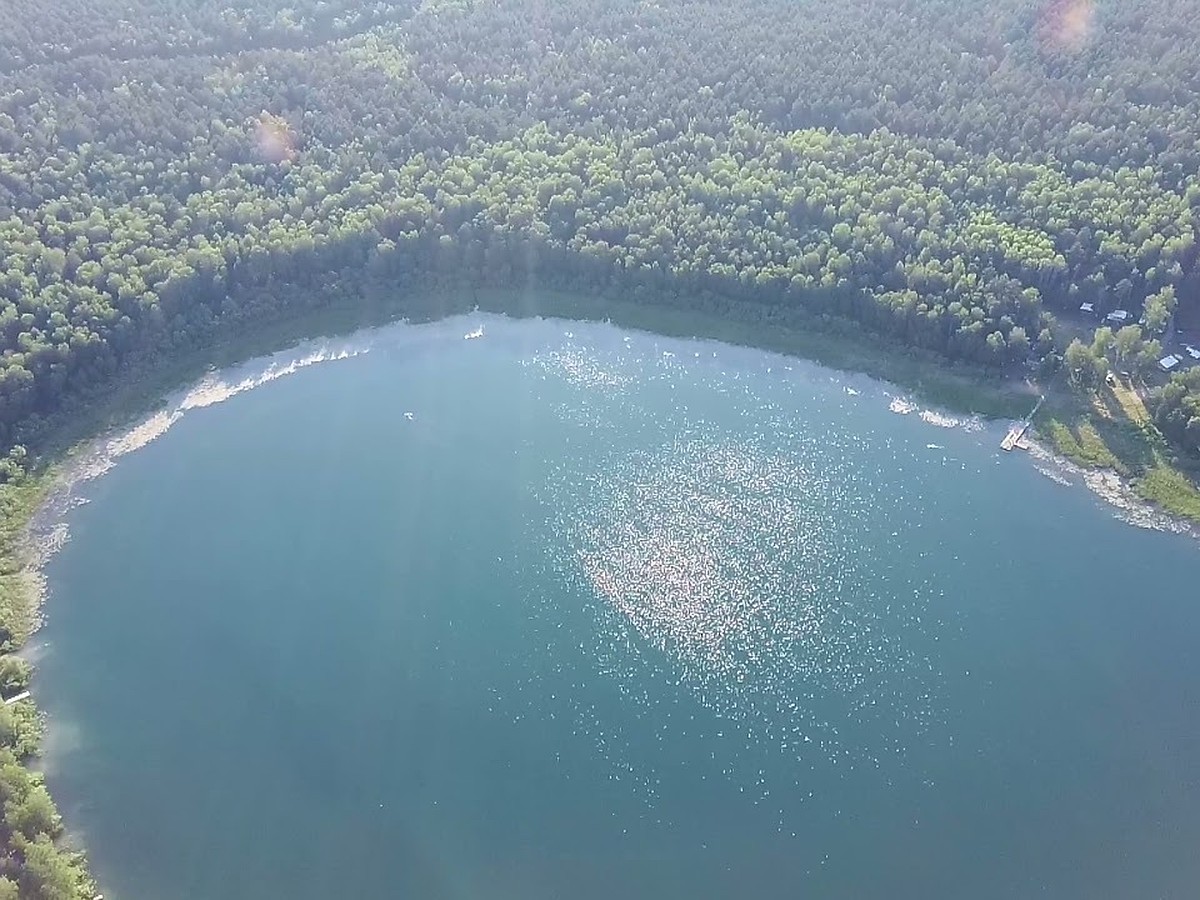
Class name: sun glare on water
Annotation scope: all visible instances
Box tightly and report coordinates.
[524,340,948,813]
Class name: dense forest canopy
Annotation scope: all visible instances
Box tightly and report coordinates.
[0,0,1198,464]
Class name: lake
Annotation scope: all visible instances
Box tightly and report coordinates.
[34,312,1200,900]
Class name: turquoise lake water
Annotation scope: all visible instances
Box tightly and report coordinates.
[34,313,1200,899]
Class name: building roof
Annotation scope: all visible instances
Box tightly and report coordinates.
[1107,309,1130,321]
[1187,346,1200,360]
[1079,302,1095,313]
[1160,355,1181,370]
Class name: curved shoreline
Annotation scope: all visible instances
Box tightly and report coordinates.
[1023,439,1200,538]
[25,299,1200,621]
[8,292,1200,898]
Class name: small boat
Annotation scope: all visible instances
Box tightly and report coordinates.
[464,326,484,341]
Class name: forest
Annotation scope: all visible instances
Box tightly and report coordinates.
[0,0,1197,464]
[0,1,1199,891]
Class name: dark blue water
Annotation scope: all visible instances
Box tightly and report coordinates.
[35,313,1200,899]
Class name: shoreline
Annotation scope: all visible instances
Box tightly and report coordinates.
[1022,438,1200,538]
[12,284,1040,644]
[21,286,1040,469]
[23,299,1199,609]
[6,289,1200,898]
[21,291,1200,616]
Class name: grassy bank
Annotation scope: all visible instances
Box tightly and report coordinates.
[0,472,96,898]
[1037,373,1200,523]
[0,479,52,649]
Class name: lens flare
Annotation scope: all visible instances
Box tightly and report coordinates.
[253,113,297,164]
[1036,0,1096,54]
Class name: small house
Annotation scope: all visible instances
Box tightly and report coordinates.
[1079,302,1095,315]
[1159,355,1181,372]
[1106,309,1131,325]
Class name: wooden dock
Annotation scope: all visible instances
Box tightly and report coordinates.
[1001,423,1029,451]
[1001,395,1045,452]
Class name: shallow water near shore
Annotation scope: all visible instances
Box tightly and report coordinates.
[32,312,1200,900]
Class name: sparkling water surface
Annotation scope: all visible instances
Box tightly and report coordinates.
[35,313,1200,900]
